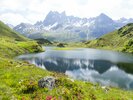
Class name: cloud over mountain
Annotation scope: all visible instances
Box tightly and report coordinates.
[0,0,133,25]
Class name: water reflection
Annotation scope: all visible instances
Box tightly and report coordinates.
[17,47,133,89]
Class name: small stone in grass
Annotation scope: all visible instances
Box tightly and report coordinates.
[38,76,55,90]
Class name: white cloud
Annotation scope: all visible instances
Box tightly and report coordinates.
[0,13,31,25]
[0,0,133,26]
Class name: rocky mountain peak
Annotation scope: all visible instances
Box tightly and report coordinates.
[95,13,114,24]
[43,11,67,26]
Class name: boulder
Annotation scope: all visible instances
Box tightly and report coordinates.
[38,76,55,90]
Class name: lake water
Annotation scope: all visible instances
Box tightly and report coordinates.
[17,47,133,90]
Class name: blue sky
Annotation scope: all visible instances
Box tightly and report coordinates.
[0,0,133,26]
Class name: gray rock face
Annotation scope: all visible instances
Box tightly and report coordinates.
[13,23,34,36]
[43,11,67,26]
[38,76,55,89]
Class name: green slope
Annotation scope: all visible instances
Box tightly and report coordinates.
[0,21,43,58]
[84,23,133,53]
[0,21,26,41]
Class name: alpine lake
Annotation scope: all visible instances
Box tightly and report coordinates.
[17,47,133,90]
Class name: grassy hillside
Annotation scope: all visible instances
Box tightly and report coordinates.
[1,21,133,99]
[84,23,133,53]
[0,21,43,58]
[0,21,26,41]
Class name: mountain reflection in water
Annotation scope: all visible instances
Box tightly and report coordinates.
[17,47,133,90]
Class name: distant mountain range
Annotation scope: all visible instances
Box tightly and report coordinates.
[13,11,133,42]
